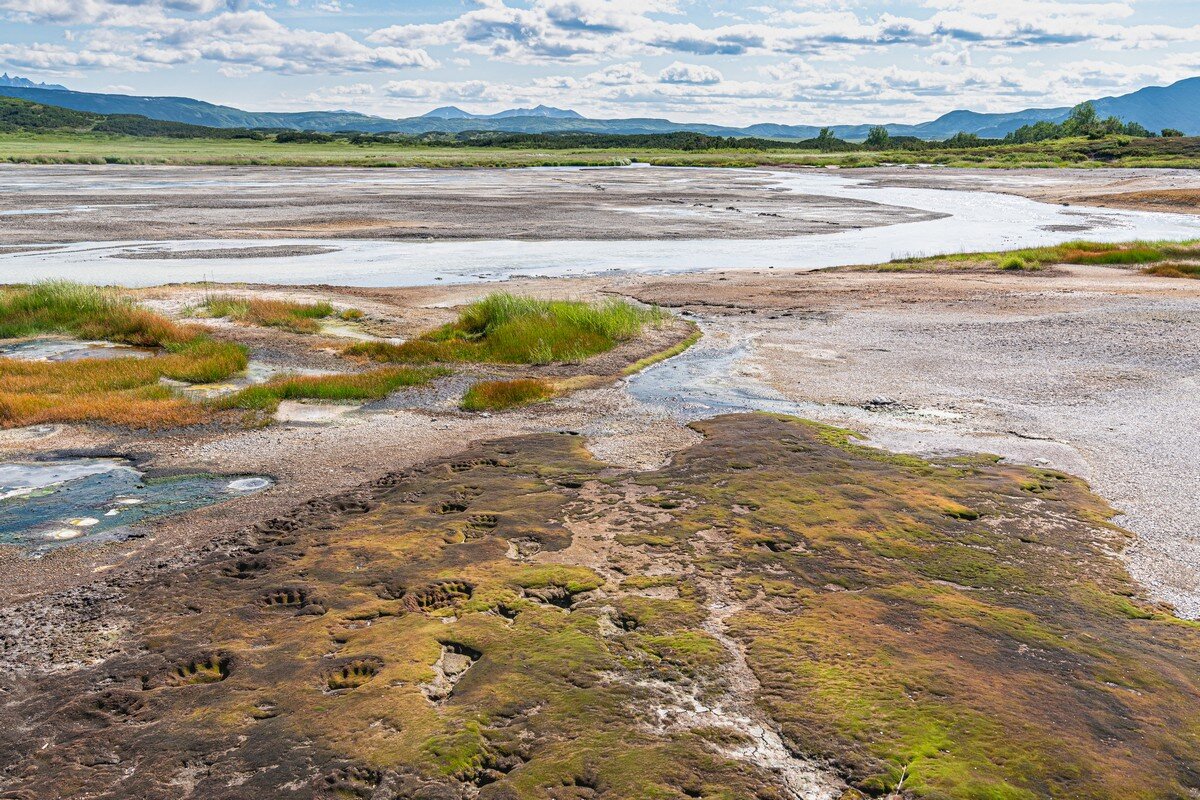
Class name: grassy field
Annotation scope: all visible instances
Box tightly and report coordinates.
[847,239,1200,274]
[5,130,1200,169]
[346,293,666,365]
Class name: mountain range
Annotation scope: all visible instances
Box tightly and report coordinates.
[0,73,66,92]
[0,76,1197,140]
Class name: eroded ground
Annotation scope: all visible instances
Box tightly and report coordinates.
[5,415,1198,800]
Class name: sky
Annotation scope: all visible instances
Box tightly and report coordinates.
[2,0,1200,125]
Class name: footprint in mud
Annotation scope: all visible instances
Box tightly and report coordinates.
[322,765,382,799]
[462,513,498,539]
[420,642,481,703]
[260,586,326,616]
[397,580,475,612]
[325,657,383,691]
[448,458,502,473]
[220,556,273,580]
[147,654,231,689]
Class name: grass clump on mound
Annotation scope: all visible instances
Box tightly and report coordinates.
[872,239,1200,274]
[461,378,555,411]
[221,367,447,416]
[1143,262,1200,279]
[0,282,249,429]
[198,294,342,334]
[0,280,182,344]
[346,293,665,365]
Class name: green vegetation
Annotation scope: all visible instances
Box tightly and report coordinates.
[621,325,702,376]
[3,92,1199,169]
[1006,102,1156,143]
[196,294,342,334]
[460,378,555,412]
[221,366,447,417]
[0,281,248,428]
[345,293,665,365]
[853,239,1200,274]
[27,413,1200,798]
[0,96,265,139]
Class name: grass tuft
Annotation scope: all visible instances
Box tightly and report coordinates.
[345,293,665,366]
[460,378,555,412]
[221,367,447,415]
[199,294,340,334]
[1143,262,1200,279]
[0,282,248,429]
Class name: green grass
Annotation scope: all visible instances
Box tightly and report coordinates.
[7,130,1200,169]
[856,239,1200,274]
[345,293,666,365]
[0,282,250,428]
[460,378,555,412]
[197,294,339,334]
[621,325,702,376]
[220,366,448,415]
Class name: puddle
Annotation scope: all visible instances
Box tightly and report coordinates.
[0,337,157,362]
[0,458,273,551]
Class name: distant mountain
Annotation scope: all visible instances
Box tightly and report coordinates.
[421,106,474,119]
[421,104,581,120]
[0,77,1197,140]
[0,73,66,91]
[490,106,582,119]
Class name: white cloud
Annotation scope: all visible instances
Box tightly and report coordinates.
[658,61,722,85]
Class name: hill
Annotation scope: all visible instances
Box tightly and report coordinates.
[0,76,1197,139]
[0,96,264,139]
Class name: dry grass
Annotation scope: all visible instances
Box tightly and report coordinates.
[460,378,555,411]
[199,295,339,334]
[1143,262,1200,279]
[0,282,248,429]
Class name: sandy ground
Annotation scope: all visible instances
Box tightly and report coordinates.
[0,164,940,246]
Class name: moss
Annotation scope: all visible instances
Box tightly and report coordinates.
[9,414,1200,800]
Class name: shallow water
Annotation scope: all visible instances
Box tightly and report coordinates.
[0,458,273,551]
[3,169,1199,287]
[0,337,156,362]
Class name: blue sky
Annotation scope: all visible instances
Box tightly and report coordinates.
[2,0,1199,124]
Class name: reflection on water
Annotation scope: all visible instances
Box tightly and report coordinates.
[0,458,273,551]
